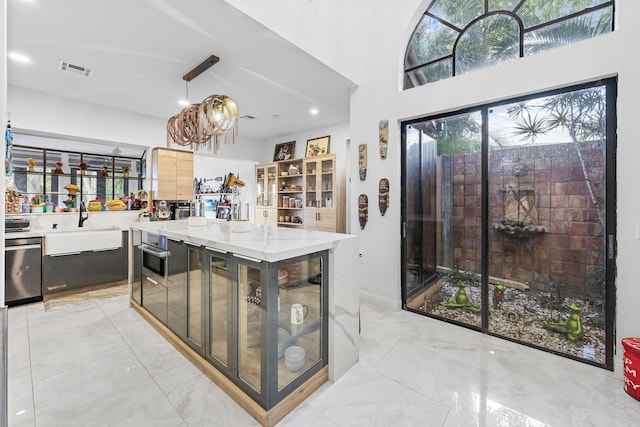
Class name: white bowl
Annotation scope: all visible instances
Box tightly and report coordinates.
[284,345,306,372]
[280,172,288,176]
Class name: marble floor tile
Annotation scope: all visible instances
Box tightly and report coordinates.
[278,403,342,427]
[129,338,189,377]
[7,395,36,427]
[28,313,129,382]
[8,297,640,427]
[308,363,450,427]
[358,324,399,367]
[153,361,259,427]
[32,348,184,427]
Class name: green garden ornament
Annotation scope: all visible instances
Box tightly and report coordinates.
[446,282,479,313]
[545,303,584,342]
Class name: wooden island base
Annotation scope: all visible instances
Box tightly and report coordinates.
[131,300,328,427]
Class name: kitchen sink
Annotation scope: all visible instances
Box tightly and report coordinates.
[44,226,122,256]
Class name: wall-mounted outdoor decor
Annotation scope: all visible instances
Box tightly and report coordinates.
[379,119,388,159]
[358,194,368,230]
[379,178,389,216]
[359,144,367,181]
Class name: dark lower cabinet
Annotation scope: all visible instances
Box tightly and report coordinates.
[43,231,128,295]
[86,249,125,285]
[167,239,188,340]
[143,272,168,325]
[43,253,87,295]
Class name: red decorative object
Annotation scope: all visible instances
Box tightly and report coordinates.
[623,338,640,401]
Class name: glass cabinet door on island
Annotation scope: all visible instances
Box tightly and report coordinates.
[207,249,328,409]
[275,255,325,393]
[208,251,230,367]
[186,245,206,356]
[136,241,329,410]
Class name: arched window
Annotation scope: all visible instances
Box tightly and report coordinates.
[404,0,614,89]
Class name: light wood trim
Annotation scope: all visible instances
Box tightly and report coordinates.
[131,300,328,427]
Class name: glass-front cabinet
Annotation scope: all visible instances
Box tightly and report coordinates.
[304,154,337,232]
[276,159,304,228]
[147,241,329,410]
[255,163,278,226]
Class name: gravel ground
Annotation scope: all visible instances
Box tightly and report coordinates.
[420,281,606,365]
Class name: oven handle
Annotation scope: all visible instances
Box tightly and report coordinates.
[138,244,171,259]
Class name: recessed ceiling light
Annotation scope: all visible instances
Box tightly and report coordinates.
[310,108,319,116]
[8,52,31,63]
[178,99,189,106]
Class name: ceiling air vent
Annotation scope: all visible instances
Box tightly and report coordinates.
[58,60,92,77]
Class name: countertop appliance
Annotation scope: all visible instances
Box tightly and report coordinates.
[5,237,42,306]
[156,200,171,220]
[169,201,191,220]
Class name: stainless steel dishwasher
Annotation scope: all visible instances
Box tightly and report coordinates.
[5,237,43,306]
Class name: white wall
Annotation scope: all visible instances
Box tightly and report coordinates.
[231,0,640,373]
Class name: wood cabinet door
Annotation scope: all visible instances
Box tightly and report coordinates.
[176,151,194,200]
[154,149,177,200]
[303,208,336,232]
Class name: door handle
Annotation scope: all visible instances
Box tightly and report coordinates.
[145,276,159,285]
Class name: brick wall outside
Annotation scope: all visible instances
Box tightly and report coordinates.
[450,141,605,297]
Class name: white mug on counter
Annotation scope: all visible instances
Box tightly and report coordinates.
[290,303,308,325]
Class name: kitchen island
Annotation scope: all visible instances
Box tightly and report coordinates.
[128,220,359,426]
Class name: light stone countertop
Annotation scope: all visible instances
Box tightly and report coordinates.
[5,211,140,239]
[130,220,356,262]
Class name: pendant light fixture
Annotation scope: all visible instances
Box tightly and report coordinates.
[166,55,238,154]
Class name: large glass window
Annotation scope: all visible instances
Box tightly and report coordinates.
[404,0,614,89]
[6,145,144,210]
[402,78,616,368]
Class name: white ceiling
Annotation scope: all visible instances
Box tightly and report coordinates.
[7,0,356,144]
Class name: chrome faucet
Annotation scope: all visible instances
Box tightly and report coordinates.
[79,201,89,227]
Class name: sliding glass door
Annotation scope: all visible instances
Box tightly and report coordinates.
[401,79,616,368]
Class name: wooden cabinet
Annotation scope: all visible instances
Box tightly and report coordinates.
[151,148,194,200]
[254,163,278,226]
[303,209,337,232]
[303,154,343,232]
[276,159,304,228]
[255,154,344,232]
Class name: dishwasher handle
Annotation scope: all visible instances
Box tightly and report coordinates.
[4,244,41,251]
